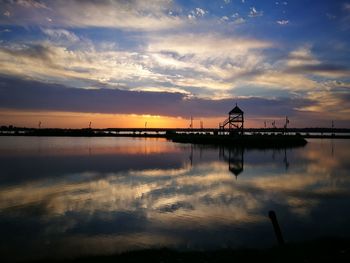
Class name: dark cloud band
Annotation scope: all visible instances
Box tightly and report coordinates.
[0,75,312,118]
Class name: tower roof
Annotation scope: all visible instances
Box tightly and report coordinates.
[229,104,243,115]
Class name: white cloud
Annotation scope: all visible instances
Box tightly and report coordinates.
[248,7,263,17]
[0,32,273,97]
[42,28,80,43]
[188,8,208,20]
[147,33,272,58]
[232,17,245,25]
[249,71,318,91]
[286,46,319,67]
[220,16,229,22]
[0,0,186,31]
[276,20,289,25]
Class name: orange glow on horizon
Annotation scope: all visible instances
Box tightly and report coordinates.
[0,110,215,128]
[0,109,287,129]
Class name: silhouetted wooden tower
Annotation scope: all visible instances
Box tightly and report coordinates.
[220,103,244,135]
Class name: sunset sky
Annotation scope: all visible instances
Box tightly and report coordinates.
[0,0,349,128]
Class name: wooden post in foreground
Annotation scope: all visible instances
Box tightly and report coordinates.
[268,210,285,246]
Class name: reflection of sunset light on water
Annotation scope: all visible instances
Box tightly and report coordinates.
[0,138,350,260]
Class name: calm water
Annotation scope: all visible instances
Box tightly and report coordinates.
[0,136,349,261]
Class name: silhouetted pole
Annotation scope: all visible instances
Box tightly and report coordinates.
[284,116,289,135]
[268,210,285,245]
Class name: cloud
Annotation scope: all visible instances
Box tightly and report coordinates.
[3,33,340,103]
[276,20,289,25]
[232,17,245,25]
[286,46,319,66]
[13,0,48,9]
[228,13,245,25]
[344,3,350,11]
[41,28,80,43]
[0,74,313,118]
[0,32,274,97]
[0,28,11,33]
[146,33,272,94]
[3,10,10,17]
[0,41,166,90]
[285,46,350,78]
[248,7,263,18]
[147,33,272,58]
[188,8,207,20]
[0,0,185,31]
[287,63,350,78]
[248,71,319,91]
[298,81,350,120]
[220,16,229,22]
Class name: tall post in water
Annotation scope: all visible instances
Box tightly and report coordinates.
[268,210,285,246]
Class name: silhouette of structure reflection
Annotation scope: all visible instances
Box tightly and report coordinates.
[189,144,292,179]
[220,147,244,178]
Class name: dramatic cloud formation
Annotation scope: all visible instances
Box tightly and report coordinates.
[0,0,349,127]
[0,75,313,118]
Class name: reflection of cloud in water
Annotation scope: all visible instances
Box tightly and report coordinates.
[0,163,264,226]
[1,138,350,260]
[1,156,349,223]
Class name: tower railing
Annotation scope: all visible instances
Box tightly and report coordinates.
[220,117,230,129]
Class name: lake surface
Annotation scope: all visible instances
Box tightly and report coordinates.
[0,136,349,261]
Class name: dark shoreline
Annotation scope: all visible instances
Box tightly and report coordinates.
[2,128,350,149]
[0,130,309,148]
[19,237,350,263]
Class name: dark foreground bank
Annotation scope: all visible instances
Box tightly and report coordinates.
[25,238,350,263]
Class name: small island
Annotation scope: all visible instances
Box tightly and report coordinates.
[166,133,307,148]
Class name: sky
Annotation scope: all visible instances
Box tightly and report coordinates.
[0,0,349,128]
